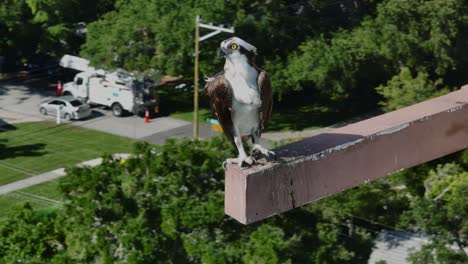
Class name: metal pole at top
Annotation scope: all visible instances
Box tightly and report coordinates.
[193,15,200,139]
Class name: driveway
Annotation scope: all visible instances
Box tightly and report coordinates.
[0,82,55,117]
[74,111,191,139]
[0,81,337,149]
[0,81,202,143]
[0,108,43,126]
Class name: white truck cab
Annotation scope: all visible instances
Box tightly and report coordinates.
[60,55,158,117]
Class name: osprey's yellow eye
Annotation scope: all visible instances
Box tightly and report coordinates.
[230,44,238,50]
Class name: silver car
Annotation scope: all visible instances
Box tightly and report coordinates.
[39,96,92,121]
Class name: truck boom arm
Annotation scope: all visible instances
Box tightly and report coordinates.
[59,55,96,74]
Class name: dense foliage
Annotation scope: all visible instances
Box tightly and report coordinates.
[2,1,468,262]
[375,67,450,111]
[4,0,468,112]
[0,138,466,263]
[399,163,468,263]
[77,0,468,113]
[0,139,372,263]
[0,0,115,67]
[80,0,379,76]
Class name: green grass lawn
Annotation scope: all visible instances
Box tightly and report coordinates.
[266,104,348,132]
[158,85,353,134]
[168,105,349,132]
[157,86,214,124]
[157,84,351,133]
[0,121,136,185]
[0,180,62,218]
[169,108,212,124]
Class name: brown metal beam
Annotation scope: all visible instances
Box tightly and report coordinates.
[225,86,468,224]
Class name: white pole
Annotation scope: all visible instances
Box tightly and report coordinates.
[56,106,61,124]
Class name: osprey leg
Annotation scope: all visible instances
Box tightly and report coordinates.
[224,127,254,168]
[252,128,275,159]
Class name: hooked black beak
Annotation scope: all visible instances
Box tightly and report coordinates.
[217,48,227,58]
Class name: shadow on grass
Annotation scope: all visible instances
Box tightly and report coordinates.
[0,122,17,132]
[0,141,47,160]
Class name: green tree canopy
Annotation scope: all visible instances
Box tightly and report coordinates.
[80,0,380,82]
[283,0,468,111]
[399,163,468,263]
[0,138,383,263]
[80,0,468,113]
[376,67,450,111]
[0,0,115,66]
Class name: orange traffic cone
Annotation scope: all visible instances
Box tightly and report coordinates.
[145,108,150,123]
[57,80,62,96]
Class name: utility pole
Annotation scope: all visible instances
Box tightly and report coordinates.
[194,16,200,139]
[193,15,234,139]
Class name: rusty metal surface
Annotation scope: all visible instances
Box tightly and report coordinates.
[225,87,468,224]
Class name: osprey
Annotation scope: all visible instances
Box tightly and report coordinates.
[205,37,274,168]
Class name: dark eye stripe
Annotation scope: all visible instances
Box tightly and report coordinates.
[239,46,249,54]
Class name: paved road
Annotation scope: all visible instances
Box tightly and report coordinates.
[0,108,43,126]
[0,81,200,143]
[1,79,350,148]
[0,81,56,116]
[74,113,191,139]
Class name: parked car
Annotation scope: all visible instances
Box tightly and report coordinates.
[39,96,92,121]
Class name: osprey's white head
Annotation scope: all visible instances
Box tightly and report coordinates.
[218,37,257,64]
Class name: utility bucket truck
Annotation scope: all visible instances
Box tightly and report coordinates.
[59,55,158,117]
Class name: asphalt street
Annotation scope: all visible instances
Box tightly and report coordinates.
[0,81,219,144]
[0,80,297,148]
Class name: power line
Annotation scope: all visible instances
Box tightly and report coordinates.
[0,105,135,150]
[15,190,63,206]
[0,109,136,178]
[0,161,37,176]
[322,205,409,234]
[346,212,405,233]
[6,190,63,208]
[0,129,132,178]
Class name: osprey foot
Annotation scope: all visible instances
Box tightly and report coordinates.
[252,145,277,161]
[267,151,277,161]
[222,156,255,169]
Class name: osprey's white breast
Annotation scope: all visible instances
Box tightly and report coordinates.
[224,58,260,106]
[224,56,261,135]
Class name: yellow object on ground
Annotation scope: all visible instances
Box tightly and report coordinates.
[212,124,223,132]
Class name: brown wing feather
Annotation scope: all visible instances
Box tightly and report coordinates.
[256,67,273,131]
[204,72,235,147]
